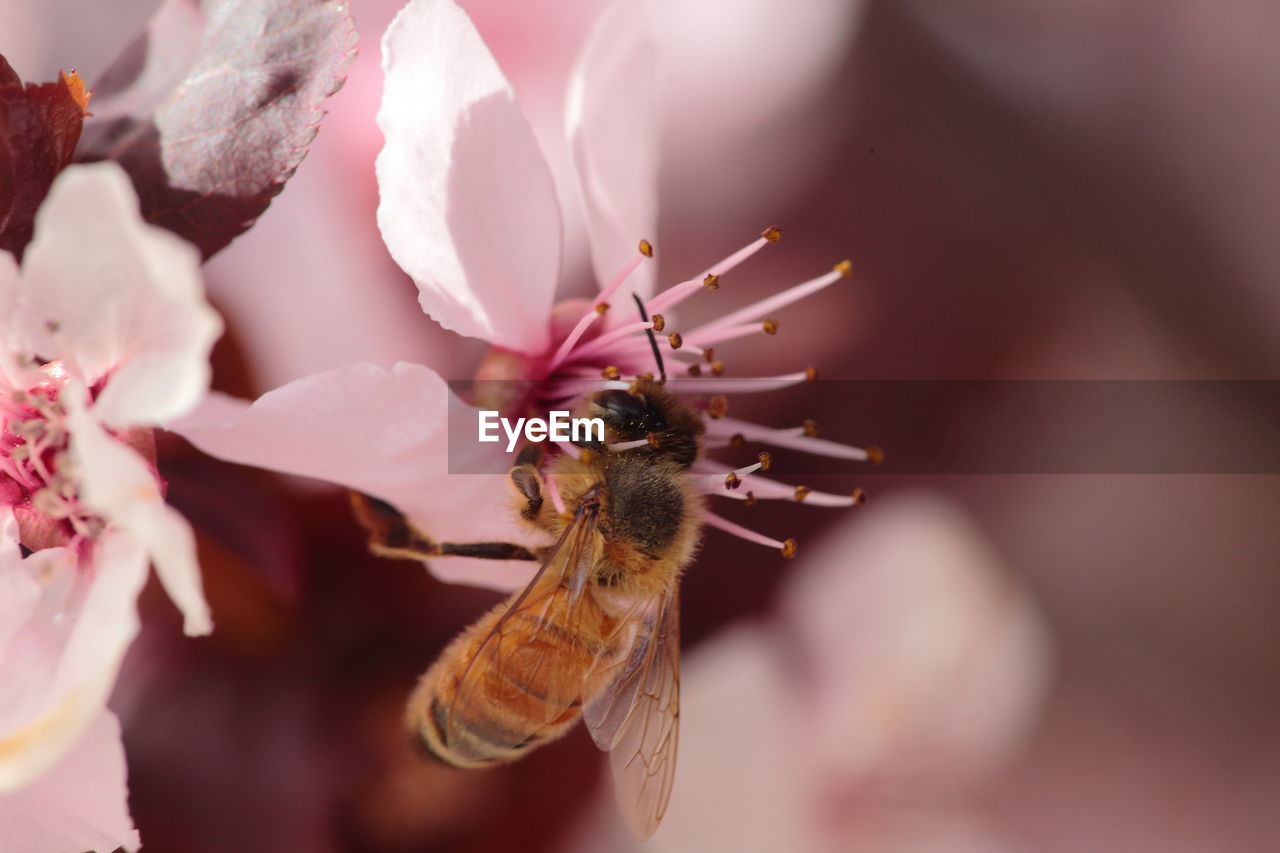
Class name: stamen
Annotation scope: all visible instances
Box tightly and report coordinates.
[697,461,864,507]
[663,370,815,394]
[569,320,659,363]
[684,262,851,348]
[645,230,781,314]
[705,416,881,461]
[703,510,792,556]
[545,473,567,515]
[548,245,652,369]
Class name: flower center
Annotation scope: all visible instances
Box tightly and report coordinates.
[0,361,99,549]
[469,228,882,558]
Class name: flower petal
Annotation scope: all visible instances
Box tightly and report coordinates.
[567,0,659,301]
[0,531,147,790]
[10,162,222,426]
[65,399,212,636]
[172,362,550,592]
[376,0,562,354]
[0,710,140,853]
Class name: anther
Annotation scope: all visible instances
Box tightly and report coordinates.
[707,395,729,419]
[744,491,757,507]
[804,367,817,381]
[703,274,721,290]
[601,366,622,380]
[833,259,852,277]
[729,433,745,448]
[651,314,666,332]
[647,433,662,449]
[687,364,702,377]
[780,538,798,559]
[639,239,654,258]
[711,361,725,376]
[595,302,610,315]
[638,372,655,382]
[794,485,811,502]
[866,446,885,465]
[852,487,867,506]
[703,347,715,363]
[802,419,820,437]
[762,319,779,335]
[668,332,683,350]
[762,226,783,243]
[757,452,772,472]
[724,472,741,490]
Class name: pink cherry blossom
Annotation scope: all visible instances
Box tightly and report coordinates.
[176,0,878,594]
[0,162,222,847]
[198,0,861,394]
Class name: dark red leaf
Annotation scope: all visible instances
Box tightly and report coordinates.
[76,0,356,259]
[0,63,91,259]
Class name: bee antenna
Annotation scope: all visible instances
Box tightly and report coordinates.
[632,292,666,383]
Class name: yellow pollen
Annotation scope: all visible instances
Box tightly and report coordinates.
[647,433,662,449]
[757,452,772,471]
[724,472,741,490]
[729,433,745,448]
[703,274,721,290]
[780,538,798,559]
[744,491,757,507]
[834,259,852,277]
[852,487,867,506]
[687,364,702,377]
[601,366,622,380]
[802,419,820,437]
[638,239,654,258]
[707,395,729,419]
[762,226,783,243]
[804,367,817,381]
[651,314,666,332]
[638,372,655,382]
[668,332,683,350]
[794,485,811,502]
[762,319,779,335]
[595,302,610,315]
[866,446,885,466]
[711,361,725,376]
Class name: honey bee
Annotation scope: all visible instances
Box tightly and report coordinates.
[352,375,706,839]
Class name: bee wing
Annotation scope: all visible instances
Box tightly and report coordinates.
[444,502,603,748]
[584,587,681,840]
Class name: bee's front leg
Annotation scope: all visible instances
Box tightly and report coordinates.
[350,492,545,562]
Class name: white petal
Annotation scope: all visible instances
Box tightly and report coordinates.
[0,532,147,790]
[0,710,139,853]
[13,162,222,426]
[376,0,562,353]
[172,362,549,592]
[567,0,659,300]
[64,399,211,636]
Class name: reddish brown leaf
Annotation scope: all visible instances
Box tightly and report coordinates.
[76,0,357,259]
[0,62,91,259]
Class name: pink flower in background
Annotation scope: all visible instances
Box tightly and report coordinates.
[571,492,1051,852]
[200,0,863,394]
[177,0,876,592]
[0,163,221,851]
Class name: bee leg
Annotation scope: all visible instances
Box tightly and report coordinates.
[509,442,546,522]
[350,492,545,562]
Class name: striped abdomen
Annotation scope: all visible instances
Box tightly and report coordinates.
[409,586,616,768]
